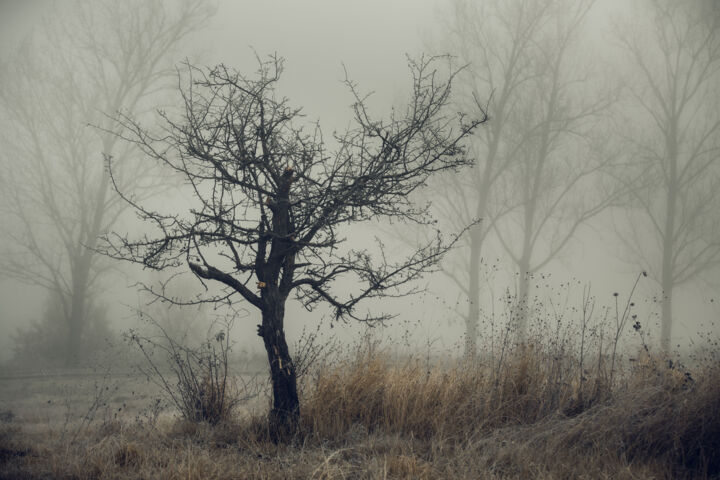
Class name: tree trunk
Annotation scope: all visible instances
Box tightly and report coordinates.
[463,163,494,361]
[660,234,674,352]
[65,253,91,367]
[259,300,299,441]
[660,281,673,353]
[514,254,532,342]
[660,123,678,353]
[65,296,85,367]
[465,227,482,360]
[64,141,113,367]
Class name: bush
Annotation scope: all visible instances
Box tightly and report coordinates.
[128,313,246,425]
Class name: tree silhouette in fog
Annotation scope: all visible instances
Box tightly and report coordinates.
[100,55,484,438]
[429,0,620,345]
[0,0,212,366]
[615,0,720,351]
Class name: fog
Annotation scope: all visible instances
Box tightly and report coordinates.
[0,0,719,370]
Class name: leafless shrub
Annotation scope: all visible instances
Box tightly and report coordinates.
[127,313,252,425]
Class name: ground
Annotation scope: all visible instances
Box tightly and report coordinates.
[1,347,718,479]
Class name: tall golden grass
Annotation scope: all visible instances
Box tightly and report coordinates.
[302,346,585,440]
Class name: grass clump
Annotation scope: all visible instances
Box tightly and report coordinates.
[300,347,587,441]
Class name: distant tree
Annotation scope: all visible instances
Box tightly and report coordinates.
[429,0,619,345]
[615,1,720,351]
[426,0,566,357]
[0,0,213,366]
[100,55,484,439]
[487,0,623,338]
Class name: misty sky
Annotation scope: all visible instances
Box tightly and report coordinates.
[0,0,454,360]
[0,0,718,364]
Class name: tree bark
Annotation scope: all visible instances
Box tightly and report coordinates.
[259,298,299,441]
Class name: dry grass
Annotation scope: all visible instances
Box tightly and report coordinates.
[301,347,585,441]
[1,342,718,479]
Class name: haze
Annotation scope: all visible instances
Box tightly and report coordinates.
[0,0,718,369]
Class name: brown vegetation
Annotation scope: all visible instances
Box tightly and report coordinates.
[1,338,718,479]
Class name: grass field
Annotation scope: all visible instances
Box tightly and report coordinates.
[1,337,718,479]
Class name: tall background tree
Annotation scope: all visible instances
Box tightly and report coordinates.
[428,0,620,348]
[100,55,483,438]
[491,0,621,337]
[615,0,720,351]
[0,0,213,366]
[425,0,554,358]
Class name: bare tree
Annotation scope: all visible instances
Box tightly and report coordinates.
[428,0,618,347]
[0,0,213,366]
[490,0,620,338]
[100,55,484,438]
[426,0,566,358]
[615,1,720,351]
